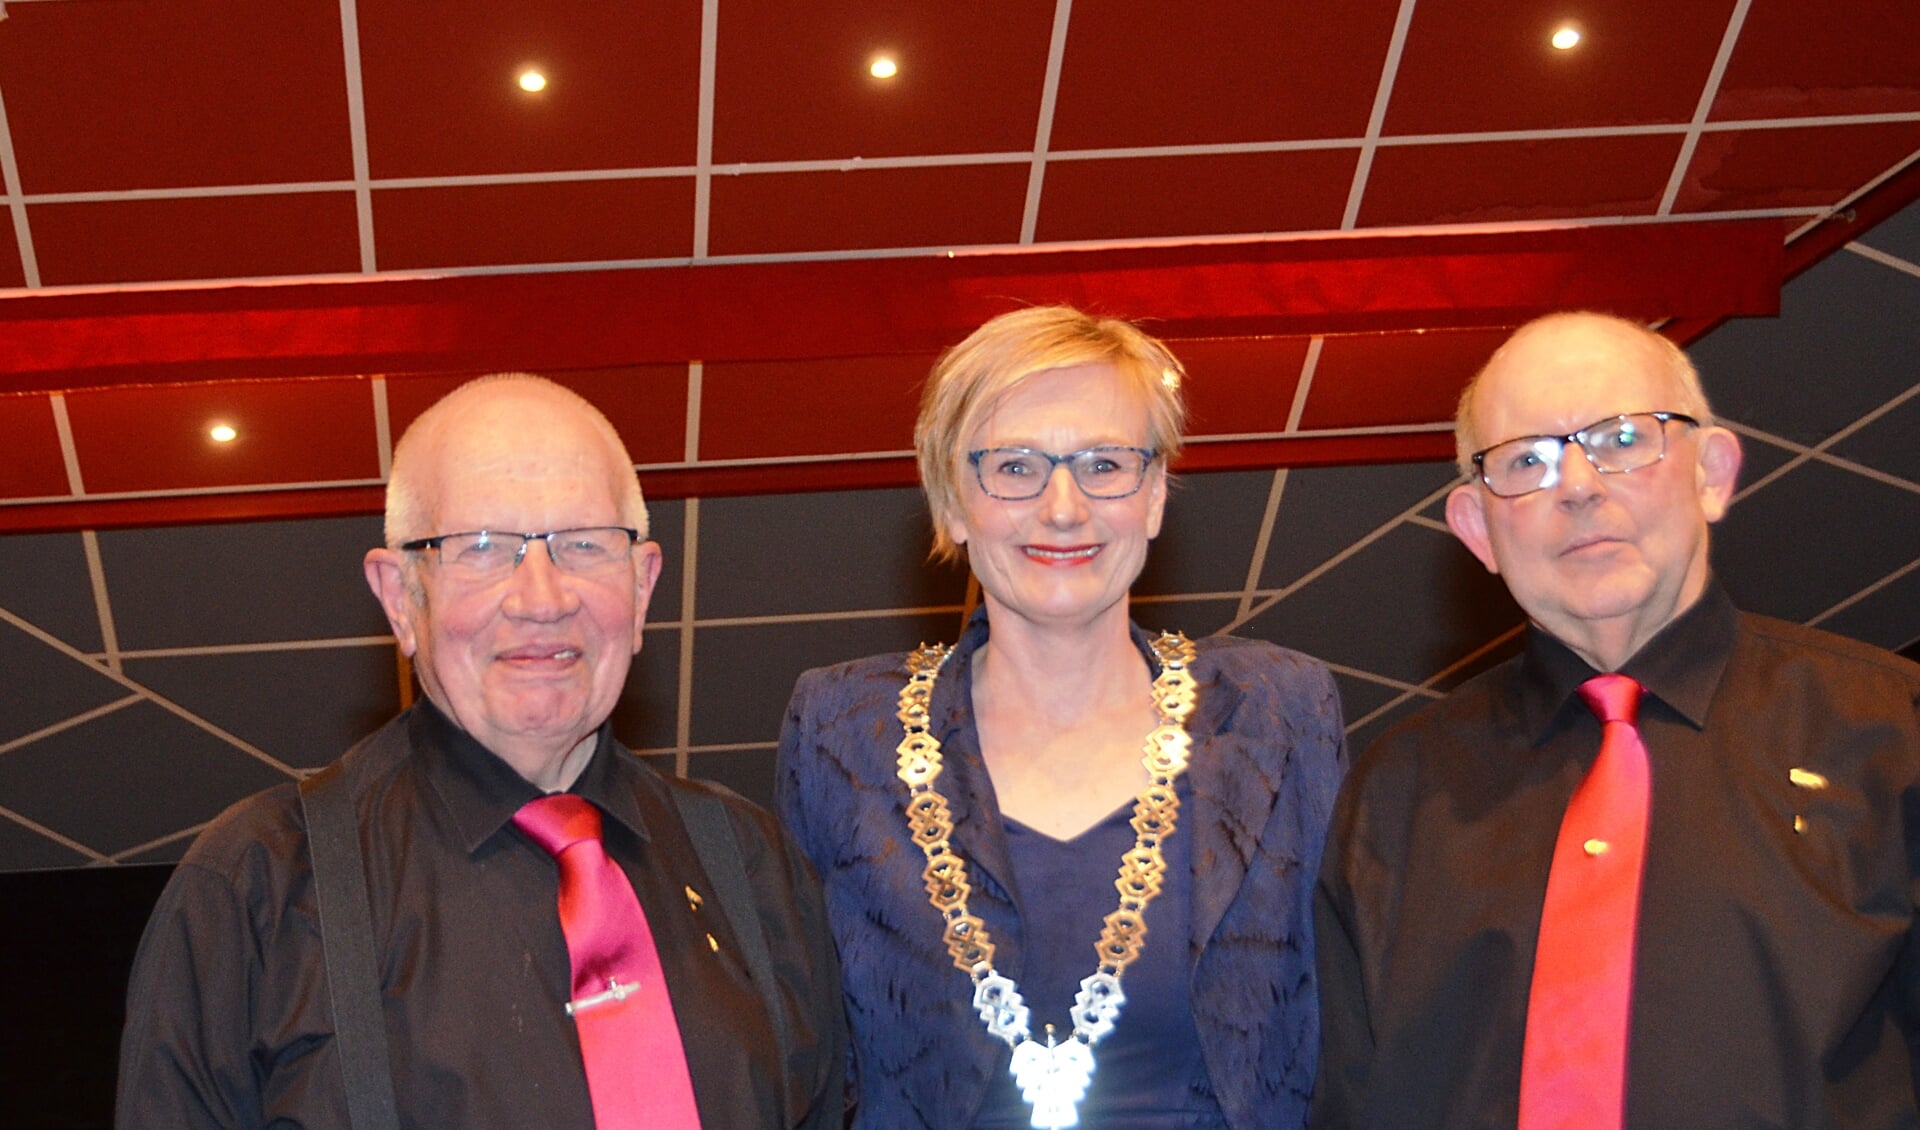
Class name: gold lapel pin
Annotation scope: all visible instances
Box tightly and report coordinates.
[1789,768,1828,790]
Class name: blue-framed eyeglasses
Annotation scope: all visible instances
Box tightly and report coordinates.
[399,527,640,579]
[967,445,1159,501]
[1470,412,1699,498]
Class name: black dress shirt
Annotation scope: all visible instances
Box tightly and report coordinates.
[116,702,846,1129]
[1313,584,1920,1129]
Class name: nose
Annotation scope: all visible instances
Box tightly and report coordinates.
[501,538,581,621]
[1552,441,1607,506]
[1038,463,1091,528]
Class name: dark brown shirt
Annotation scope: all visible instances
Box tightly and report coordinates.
[1314,585,1920,1129]
[116,703,846,1129]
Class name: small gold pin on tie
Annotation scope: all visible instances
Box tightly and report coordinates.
[1789,768,1828,790]
[1793,815,1807,835]
[706,932,720,953]
[1583,838,1609,857]
[685,885,704,911]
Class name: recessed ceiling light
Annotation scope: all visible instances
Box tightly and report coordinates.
[209,424,237,443]
[869,55,898,80]
[1551,26,1581,50]
[519,69,548,93]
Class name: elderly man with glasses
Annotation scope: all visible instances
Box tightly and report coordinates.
[117,375,847,1130]
[1311,312,1920,1129]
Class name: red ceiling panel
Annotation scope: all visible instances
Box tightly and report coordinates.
[698,354,936,460]
[1175,337,1314,437]
[711,1,1055,163]
[1712,0,1920,121]
[0,394,70,500]
[1385,0,1737,135]
[385,366,690,468]
[64,377,380,494]
[1359,134,1682,227]
[356,0,702,178]
[706,165,1029,256]
[1301,327,1516,429]
[0,223,24,290]
[1036,149,1356,243]
[1675,121,1920,213]
[28,194,361,287]
[1048,1,1400,149]
[0,0,352,193]
[371,178,696,271]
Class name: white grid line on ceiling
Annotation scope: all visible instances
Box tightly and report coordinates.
[1728,380,1920,504]
[79,529,120,674]
[1788,145,1920,243]
[1238,469,1289,622]
[47,392,83,494]
[371,377,393,479]
[0,803,110,864]
[337,0,376,273]
[0,691,140,758]
[1342,0,1419,231]
[673,497,700,776]
[0,81,38,287]
[1849,239,1920,280]
[1658,0,1752,216]
[1343,623,1526,734]
[1017,0,1074,246]
[691,0,720,259]
[1809,556,1920,630]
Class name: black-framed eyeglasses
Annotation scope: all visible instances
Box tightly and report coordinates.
[398,527,640,579]
[1470,412,1699,498]
[967,445,1159,501]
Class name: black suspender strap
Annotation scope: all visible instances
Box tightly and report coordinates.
[670,786,793,1081]
[299,763,402,1130]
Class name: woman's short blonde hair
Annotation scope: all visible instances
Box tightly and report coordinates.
[915,305,1188,563]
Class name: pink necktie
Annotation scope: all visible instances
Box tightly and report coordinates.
[514,794,702,1129]
[1518,674,1651,1130]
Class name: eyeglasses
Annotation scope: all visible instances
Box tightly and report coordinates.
[399,527,640,579]
[1470,412,1699,498]
[967,445,1159,501]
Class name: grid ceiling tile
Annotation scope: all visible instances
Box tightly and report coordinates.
[695,488,964,619]
[0,620,129,748]
[683,748,778,812]
[0,533,105,654]
[0,0,352,193]
[1131,598,1245,641]
[1302,330,1512,430]
[28,194,361,288]
[706,164,1030,256]
[1179,337,1313,438]
[642,501,686,625]
[0,223,24,289]
[1048,0,1400,150]
[0,816,94,872]
[0,396,68,501]
[1710,0,1920,121]
[1828,391,1920,488]
[1357,135,1680,228]
[711,0,1055,163]
[1689,251,1920,444]
[1729,433,1803,492]
[0,700,288,857]
[1346,694,1445,755]
[65,377,379,495]
[1856,198,1920,263]
[1135,470,1274,598]
[357,0,701,177]
[697,354,933,461]
[1815,558,1920,654]
[1673,121,1920,214]
[610,626,680,754]
[1036,150,1355,243]
[1384,0,1736,135]
[1330,670,1426,733]
[690,612,958,748]
[1242,522,1521,685]
[371,178,697,271]
[1713,459,1920,623]
[1260,461,1461,591]
[98,516,390,650]
[122,647,401,772]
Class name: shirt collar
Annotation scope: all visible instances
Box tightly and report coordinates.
[1518,580,1738,743]
[411,699,651,856]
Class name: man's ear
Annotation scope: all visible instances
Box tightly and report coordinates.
[364,548,420,657]
[1445,482,1502,574]
[629,540,665,651]
[1695,426,1743,523]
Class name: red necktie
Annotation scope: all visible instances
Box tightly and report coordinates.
[1518,674,1651,1130]
[514,794,702,1129]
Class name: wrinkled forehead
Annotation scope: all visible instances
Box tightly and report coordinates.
[414,396,623,522]
[1471,321,1681,443]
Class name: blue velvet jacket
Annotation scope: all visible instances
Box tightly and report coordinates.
[775,612,1347,1128]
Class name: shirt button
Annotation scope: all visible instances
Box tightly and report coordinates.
[1583,838,1609,856]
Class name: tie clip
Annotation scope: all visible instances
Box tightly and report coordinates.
[566,977,636,1016]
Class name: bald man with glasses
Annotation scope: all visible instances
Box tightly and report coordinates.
[1311,312,1920,1129]
[117,375,846,1129]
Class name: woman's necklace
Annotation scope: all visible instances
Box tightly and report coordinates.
[895,631,1198,1130]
